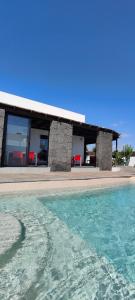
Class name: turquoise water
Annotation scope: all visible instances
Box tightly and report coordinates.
[43,185,135,283]
[1,185,135,299]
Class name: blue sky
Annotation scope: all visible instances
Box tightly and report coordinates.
[0,0,135,149]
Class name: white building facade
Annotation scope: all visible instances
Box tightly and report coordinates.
[0,91,119,171]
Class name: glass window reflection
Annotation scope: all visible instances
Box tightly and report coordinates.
[4,115,30,166]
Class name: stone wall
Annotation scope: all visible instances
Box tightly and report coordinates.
[48,121,73,171]
[0,109,5,166]
[96,131,112,171]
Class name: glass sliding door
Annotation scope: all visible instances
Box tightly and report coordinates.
[38,135,49,164]
[4,114,30,166]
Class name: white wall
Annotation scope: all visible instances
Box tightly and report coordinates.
[72,135,84,162]
[30,128,49,153]
[129,157,135,167]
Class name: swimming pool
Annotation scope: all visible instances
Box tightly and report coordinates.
[0,185,135,299]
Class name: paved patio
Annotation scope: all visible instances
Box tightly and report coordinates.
[0,167,134,184]
[0,166,135,194]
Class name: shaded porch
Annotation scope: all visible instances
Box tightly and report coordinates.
[0,105,119,171]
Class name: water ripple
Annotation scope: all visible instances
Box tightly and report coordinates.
[0,190,135,299]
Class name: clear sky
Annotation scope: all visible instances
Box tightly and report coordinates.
[0,0,135,149]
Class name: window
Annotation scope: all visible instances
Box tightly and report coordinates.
[4,115,30,166]
[38,135,49,163]
[40,135,48,151]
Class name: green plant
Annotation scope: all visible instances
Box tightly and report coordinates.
[121,144,133,165]
[112,144,134,166]
[113,151,124,166]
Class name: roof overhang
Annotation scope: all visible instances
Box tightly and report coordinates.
[0,91,119,143]
[73,121,120,143]
[0,91,85,123]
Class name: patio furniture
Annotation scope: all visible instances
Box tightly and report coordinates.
[29,151,38,166]
[73,154,82,167]
[90,156,96,167]
[29,151,35,164]
[37,150,48,165]
[12,151,24,166]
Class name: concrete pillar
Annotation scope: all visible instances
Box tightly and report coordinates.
[96,131,112,171]
[0,109,5,167]
[48,120,73,171]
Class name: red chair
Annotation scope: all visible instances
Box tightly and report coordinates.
[29,151,36,165]
[74,154,82,166]
[12,151,23,159]
[12,151,24,166]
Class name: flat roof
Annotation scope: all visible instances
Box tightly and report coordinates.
[73,121,120,142]
[0,91,85,123]
[0,91,119,141]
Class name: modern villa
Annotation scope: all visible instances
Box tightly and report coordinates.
[0,91,119,171]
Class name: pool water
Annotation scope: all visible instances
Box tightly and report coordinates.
[1,185,135,299]
[44,185,135,283]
